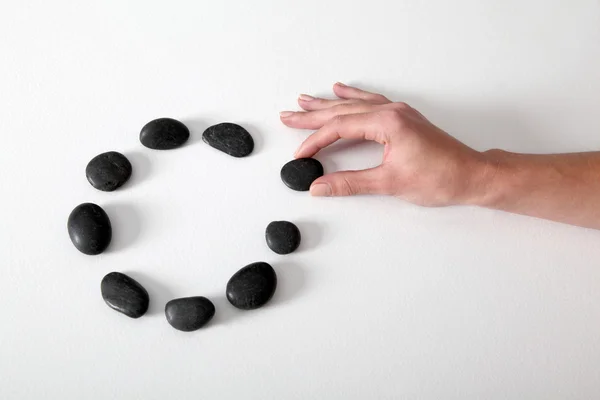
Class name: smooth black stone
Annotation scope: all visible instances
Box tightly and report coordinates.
[226,262,277,310]
[265,221,301,255]
[139,118,190,150]
[202,122,254,157]
[101,272,149,318]
[67,203,112,255]
[165,296,215,331]
[85,151,132,192]
[280,158,324,191]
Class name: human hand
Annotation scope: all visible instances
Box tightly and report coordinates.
[279,83,492,207]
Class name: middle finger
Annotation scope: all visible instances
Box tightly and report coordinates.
[280,103,379,130]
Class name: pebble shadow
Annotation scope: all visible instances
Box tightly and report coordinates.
[103,203,142,252]
[181,118,209,146]
[124,151,151,187]
[209,294,250,326]
[294,220,325,252]
[270,261,306,307]
[124,271,175,317]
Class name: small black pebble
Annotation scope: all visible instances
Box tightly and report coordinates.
[85,151,132,192]
[165,296,215,331]
[280,158,324,191]
[226,262,277,310]
[67,203,112,255]
[140,118,190,150]
[101,272,149,318]
[265,221,301,255]
[202,122,254,157]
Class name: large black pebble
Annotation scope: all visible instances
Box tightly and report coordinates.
[202,122,254,157]
[101,272,149,318]
[226,262,277,310]
[266,221,301,255]
[280,158,324,191]
[85,151,132,192]
[165,296,215,331]
[140,118,190,150]
[67,203,112,255]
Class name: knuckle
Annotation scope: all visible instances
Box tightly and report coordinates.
[332,103,366,114]
[347,99,365,106]
[393,101,410,110]
[340,177,358,195]
[331,176,358,196]
[330,114,347,127]
[375,94,391,103]
[378,109,405,126]
[331,104,353,113]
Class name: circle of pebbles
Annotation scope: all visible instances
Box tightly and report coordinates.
[68,117,320,332]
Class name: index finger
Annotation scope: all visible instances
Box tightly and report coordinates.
[294,111,392,159]
[333,82,390,104]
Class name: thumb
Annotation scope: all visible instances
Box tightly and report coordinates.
[309,167,389,197]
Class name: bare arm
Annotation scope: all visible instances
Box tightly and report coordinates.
[476,150,600,229]
[280,83,600,230]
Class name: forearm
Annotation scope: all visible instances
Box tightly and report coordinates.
[472,150,600,229]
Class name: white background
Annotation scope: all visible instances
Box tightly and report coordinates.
[1,1,600,399]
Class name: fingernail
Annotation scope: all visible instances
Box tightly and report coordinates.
[335,82,346,87]
[310,183,332,197]
[293,145,304,158]
[280,111,294,118]
[298,94,315,101]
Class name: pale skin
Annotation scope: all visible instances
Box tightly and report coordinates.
[280,82,600,230]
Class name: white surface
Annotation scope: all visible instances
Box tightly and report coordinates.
[1,1,600,399]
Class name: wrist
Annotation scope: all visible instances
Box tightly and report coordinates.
[463,149,511,208]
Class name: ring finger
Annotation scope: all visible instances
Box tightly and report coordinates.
[297,95,363,111]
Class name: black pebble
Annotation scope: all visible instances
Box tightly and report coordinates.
[101,272,149,318]
[139,118,190,150]
[85,151,132,192]
[202,122,254,157]
[265,221,301,255]
[67,203,112,255]
[280,158,324,191]
[165,296,215,331]
[226,262,277,310]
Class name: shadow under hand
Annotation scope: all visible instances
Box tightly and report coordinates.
[340,83,541,153]
[424,102,541,153]
[317,139,373,158]
[316,139,383,175]
[103,203,142,252]
[124,271,175,317]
